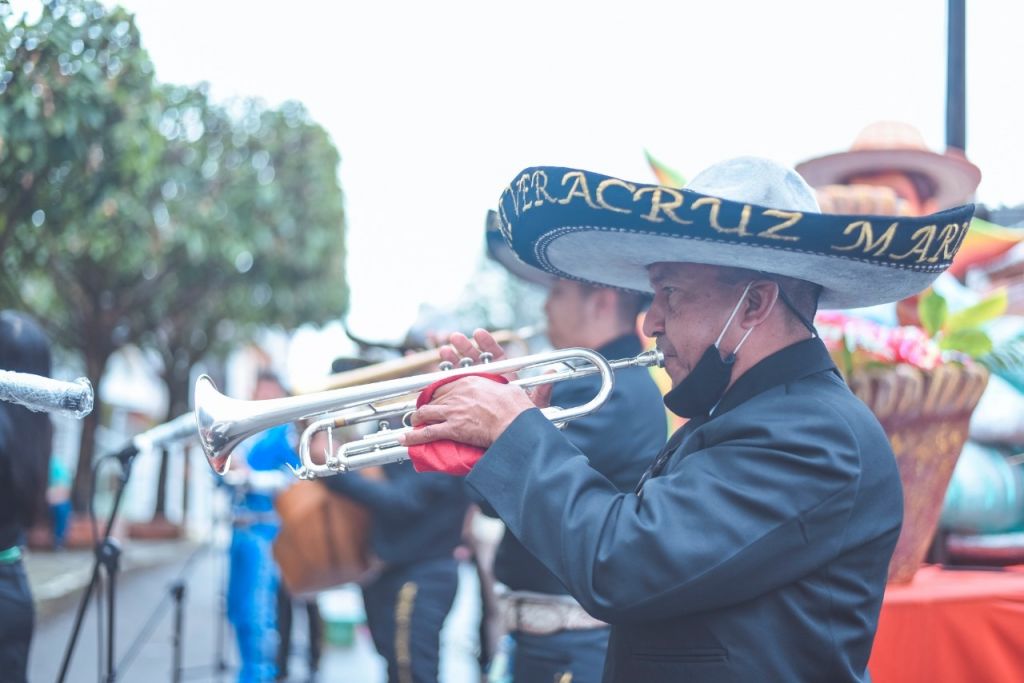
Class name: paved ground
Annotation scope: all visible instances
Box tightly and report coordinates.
[26,538,484,682]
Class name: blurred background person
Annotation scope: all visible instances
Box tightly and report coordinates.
[796,120,984,326]
[0,310,54,682]
[47,454,72,550]
[480,212,667,683]
[317,356,469,683]
[225,370,298,682]
[797,120,981,216]
[275,560,323,680]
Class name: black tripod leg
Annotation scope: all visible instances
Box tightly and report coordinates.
[105,544,120,683]
[57,552,105,682]
[171,581,186,683]
[58,454,132,683]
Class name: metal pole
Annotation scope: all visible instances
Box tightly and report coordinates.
[946,0,966,152]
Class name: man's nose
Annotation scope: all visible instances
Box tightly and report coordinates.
[642,303,664,338]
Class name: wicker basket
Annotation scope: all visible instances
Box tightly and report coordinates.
[847,363,989,583]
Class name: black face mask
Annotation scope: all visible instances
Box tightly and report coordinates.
[662,282,755,419]
[663,344,737,418]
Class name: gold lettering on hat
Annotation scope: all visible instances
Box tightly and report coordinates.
[632,187,691,224]
[595,178,636,214]
[889,224,938,263]
[691,197,751,235]
[502,184,520,217]
[558,171,601,209]
[497,202,513,241]
[953,220,972,254]
[517,173,535,211]
[934,223,962,261]
[833,221,897,256]
[530,170,558,208]
[758,210,802,241]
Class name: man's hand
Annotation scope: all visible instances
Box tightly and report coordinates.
[401,328,551,451]
[438,328,553,408]
[439,329,509,367]
[401,376,536,449]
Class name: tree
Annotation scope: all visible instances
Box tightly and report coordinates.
[0,2,349,517]
[141,89,347,523]
[1,0,171,513]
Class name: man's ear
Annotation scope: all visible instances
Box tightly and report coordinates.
[742,280,781,327]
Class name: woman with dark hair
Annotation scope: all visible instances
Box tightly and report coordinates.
[0,310,54,682]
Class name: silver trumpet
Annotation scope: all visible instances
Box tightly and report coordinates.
[194,347,663,479]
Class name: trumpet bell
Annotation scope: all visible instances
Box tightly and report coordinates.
[195,375,239,474]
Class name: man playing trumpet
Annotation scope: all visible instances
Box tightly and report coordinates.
[402,157,977,682]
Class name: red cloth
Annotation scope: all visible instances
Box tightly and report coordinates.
[868,565,1024,683]
[407,372,509,476]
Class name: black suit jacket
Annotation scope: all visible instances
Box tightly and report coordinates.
[488,333,666,594]
[467,338,902,682]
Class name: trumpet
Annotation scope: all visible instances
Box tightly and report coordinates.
[195,346,663,478]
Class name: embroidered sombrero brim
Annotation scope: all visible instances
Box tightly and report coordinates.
[796,149,981,211]
[497,165,976,310]
[485,210,555,287]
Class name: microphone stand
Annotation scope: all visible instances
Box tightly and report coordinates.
[57,414,197,683]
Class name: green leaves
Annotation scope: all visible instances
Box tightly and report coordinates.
[939,329,993,357]
[916,288,1006,360]
[918,290,948,337]
[947,289,1008,333]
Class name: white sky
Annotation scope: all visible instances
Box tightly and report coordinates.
[12,0,1024,381]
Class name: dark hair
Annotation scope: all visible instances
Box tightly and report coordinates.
[578,282,648,328]
[330,357,372,375]
[0,310,54,530]
[255,369,285,388]
[842,169,938,203]
[714,268,821,331]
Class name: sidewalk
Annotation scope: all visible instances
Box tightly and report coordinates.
[27,538,482,682]
[23,536,202,620]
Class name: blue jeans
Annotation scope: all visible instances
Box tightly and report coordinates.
[228,526,279,682]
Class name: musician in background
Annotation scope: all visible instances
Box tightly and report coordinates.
[0,310,53,682]
[478,212,667,683]
[319,357,469,683]
[225,370,298,683]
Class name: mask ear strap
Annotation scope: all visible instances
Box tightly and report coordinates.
[715,282,754,349]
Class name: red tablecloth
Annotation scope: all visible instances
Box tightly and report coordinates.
[869,565,1024,683]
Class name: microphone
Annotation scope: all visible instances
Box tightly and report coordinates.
[113,413,198,466]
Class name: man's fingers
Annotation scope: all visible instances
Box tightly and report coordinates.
[449,333,482,364]
[410,405,446,426]
[400,423,448,446]
[438,345,461,367]
[529,382,554,409]
[473,329,506,362]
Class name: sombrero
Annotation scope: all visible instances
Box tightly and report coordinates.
[484,209,555,287]
[496,157,976,310]
[796,121,982,211]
